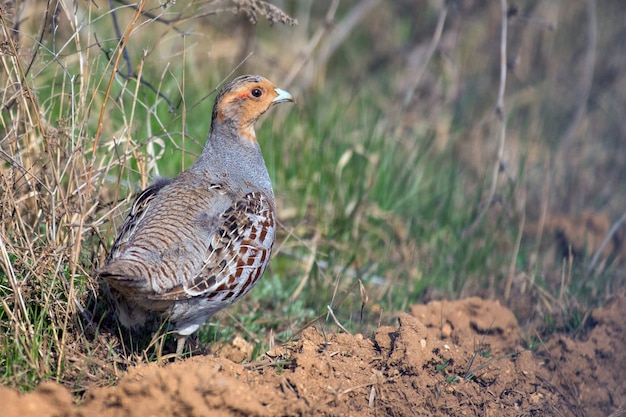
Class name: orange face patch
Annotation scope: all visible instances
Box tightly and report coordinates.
[215,79,281,142]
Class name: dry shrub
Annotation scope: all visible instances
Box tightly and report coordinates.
[0,0,296,389]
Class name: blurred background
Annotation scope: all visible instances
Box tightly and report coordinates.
[1,0,625,389]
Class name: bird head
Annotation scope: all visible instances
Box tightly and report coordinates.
[211,75,294,142]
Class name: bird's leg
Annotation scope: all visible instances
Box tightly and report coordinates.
[176,335,187,357]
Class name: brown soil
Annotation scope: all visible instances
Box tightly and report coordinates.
[2,295,624,417]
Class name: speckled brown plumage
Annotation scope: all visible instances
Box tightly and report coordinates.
[99,75,293,355]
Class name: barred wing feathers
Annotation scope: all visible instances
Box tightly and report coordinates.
[101,180,275,305]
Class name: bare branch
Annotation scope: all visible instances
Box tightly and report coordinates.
[464,0,510,237]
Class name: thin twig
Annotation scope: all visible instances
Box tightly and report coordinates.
[0,0,50,111]
[588,210,626,273]
[463,0,509,237]
[401,5,448,110]
[0,235,29,329]
[90,0,149,190]
[108,0,132,78]
[326,305,351,334]
[113,0,189,35]
[464,351,519,381]
[94,33,177,111]
[505,183,526,300]
[290,230,320,302]
[284,0,339,88]
[529,155,551,287]
[300,0,382,90]
[274,266,362,342]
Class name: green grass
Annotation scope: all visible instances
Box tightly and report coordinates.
[1,0,624,392]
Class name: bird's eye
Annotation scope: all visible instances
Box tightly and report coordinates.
[251,88,263,98]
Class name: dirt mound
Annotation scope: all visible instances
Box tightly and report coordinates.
[1,296,624,416]
[539,292,626,417]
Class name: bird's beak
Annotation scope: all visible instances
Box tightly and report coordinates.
[273,88,294,104]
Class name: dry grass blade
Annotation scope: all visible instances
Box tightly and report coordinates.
[326,305,350,334]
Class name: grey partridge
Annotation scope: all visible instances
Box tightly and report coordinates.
[99,75,294,355]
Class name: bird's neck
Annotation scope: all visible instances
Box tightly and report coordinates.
[192,122,273,196]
